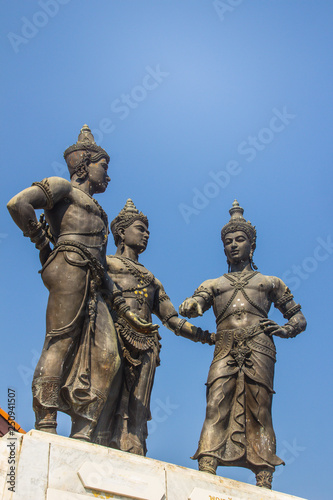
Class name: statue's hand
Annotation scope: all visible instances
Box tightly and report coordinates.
[179,298,203,318]
[194,327,215,345]
[260,319,288,338]
[124,310,159,334]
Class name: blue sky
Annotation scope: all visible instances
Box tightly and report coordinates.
[1,1,332,498]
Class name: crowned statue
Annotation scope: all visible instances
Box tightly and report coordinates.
[93,199,214,455]
[7,126,158,442]
[179,200,307,489]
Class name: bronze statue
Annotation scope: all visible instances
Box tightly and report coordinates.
[93,199,213,455]
[179,200,306,489]
[7,126,157,442]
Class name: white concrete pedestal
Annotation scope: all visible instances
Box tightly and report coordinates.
[0,430,307,500]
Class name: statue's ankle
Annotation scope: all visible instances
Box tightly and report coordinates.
[198,456,218,475]
[70,417,95,442]
[255,469,273,489]
[35,409,57,434]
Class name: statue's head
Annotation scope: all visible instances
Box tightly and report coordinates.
[63,125,110,191]
[221,200,257,270]
[111,199,149,253]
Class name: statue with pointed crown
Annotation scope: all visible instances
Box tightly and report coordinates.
[7,126,158,442]
[179,200,307,489]
[93,199,214,455]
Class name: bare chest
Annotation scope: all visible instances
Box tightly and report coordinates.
[46,190,108,236]
[109,258,157,300]
[213,272,272,321]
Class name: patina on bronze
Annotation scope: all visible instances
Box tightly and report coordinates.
[179,200,307,489]
[93,199,213,455]
[7,126,158,442]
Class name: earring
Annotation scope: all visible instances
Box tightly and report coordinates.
[249,249,258,270]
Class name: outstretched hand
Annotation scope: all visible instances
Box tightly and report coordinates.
[124,310,159,334]
[179,298,203,318]
[260,319,288,338]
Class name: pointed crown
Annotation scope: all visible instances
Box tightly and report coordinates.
[111,199,148,246]
[221,200,257,248]
[63,125,110,177]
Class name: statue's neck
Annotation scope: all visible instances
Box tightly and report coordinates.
[71,178,95,196]
[116,246,139,262]
[229,260,252,273]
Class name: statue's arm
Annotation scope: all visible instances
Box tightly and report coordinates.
[260,277,307,338]
[7,177,71,263]
[105,256,159,335]
[153,280,214,345]
[179,279,215,319]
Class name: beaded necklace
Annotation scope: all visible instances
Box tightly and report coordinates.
[110,255,155,290]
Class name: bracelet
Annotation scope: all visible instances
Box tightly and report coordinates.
[113,295,126,307]
[274,290,294,308]
[196,328,212,344]
[174,318,186,336]
[162,312,178,326]
[117,304,130,315]
[24,221,49,250]
[282,325,298,338]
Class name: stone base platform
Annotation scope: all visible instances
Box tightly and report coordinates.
[0,430,307,500]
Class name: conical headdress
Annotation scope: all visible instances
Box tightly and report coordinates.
[111,199,148,246]
[63,125,110,178]
[221,200,256,247]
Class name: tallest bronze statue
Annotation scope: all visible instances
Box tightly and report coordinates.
[7,125,157,442]
[180,200,307,489]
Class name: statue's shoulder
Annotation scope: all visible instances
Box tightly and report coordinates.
[106,255,123,274]
[197,277,219,293]
[152,275,166,293]
[36,176,72,197]
[41,176,71,189]
[30,176,72,209]
[258,274,288,297]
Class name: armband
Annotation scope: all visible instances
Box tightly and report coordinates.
[193,286,214,307]
[283,304,301,320]
[32,179,54,210]
[274,288,294,308]
[158,291,170,303]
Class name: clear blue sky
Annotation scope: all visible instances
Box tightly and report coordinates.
[1,2,332,498]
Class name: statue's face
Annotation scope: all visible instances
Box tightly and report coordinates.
[122,220,150,254]
[223,230,251,264]
[88,157,110,193]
